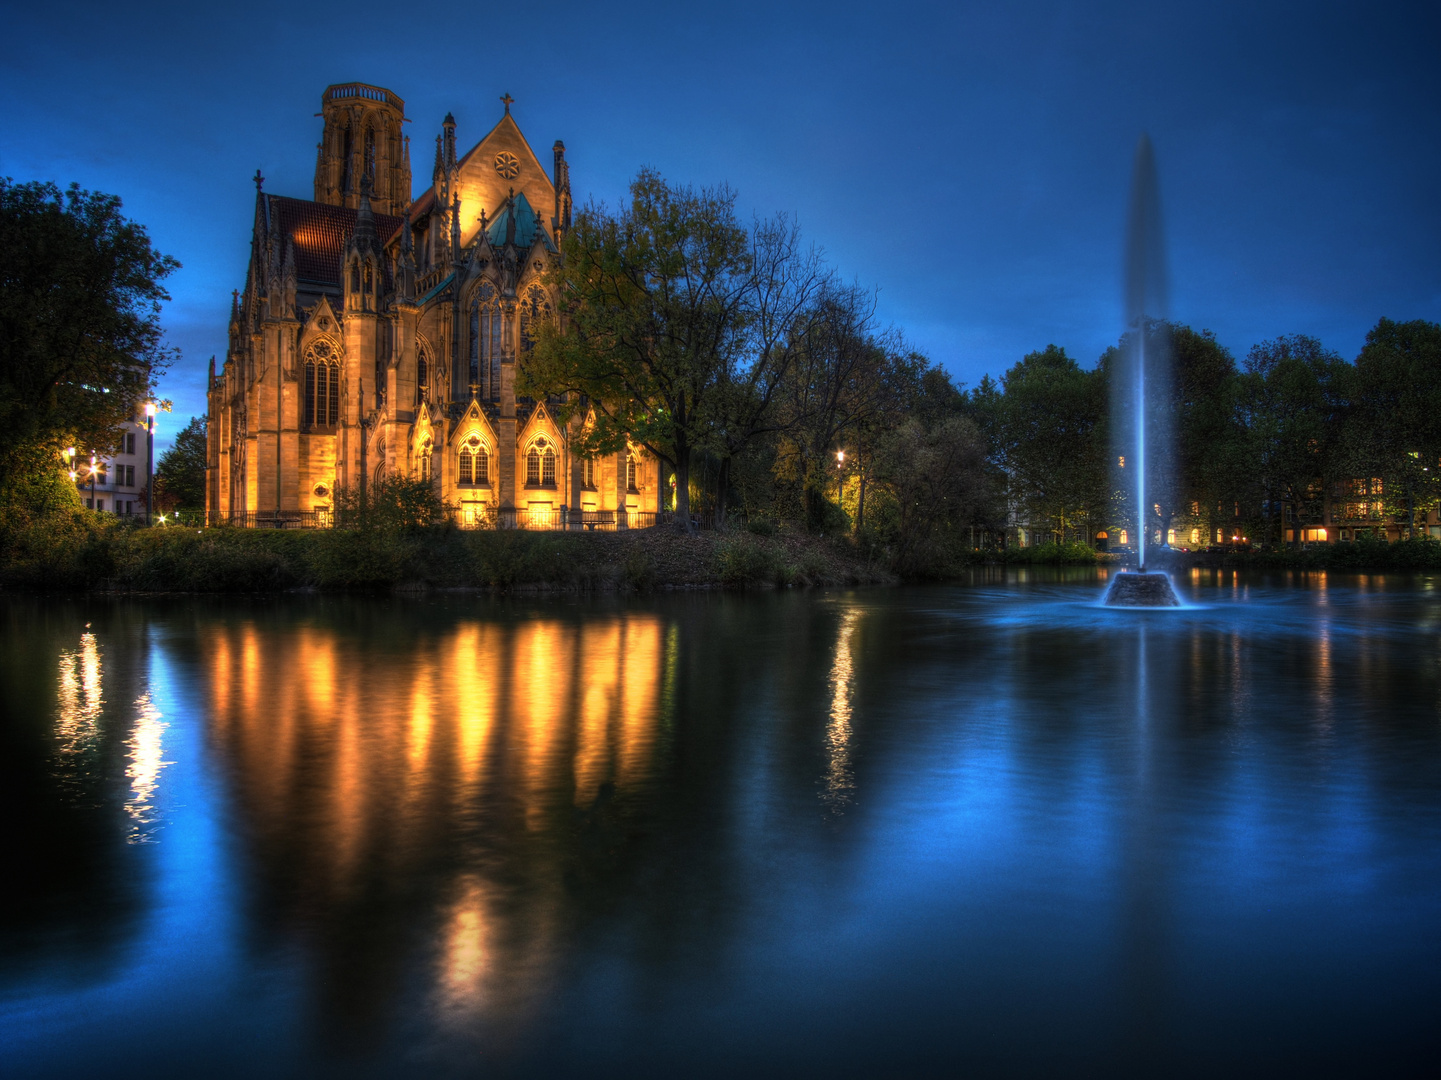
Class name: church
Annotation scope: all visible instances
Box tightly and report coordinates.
[207,83,664,527]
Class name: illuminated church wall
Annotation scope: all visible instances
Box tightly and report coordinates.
[207,83,661,524]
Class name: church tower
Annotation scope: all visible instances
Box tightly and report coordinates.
[313,83,411,215]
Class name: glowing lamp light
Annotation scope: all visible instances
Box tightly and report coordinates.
[836,450,845,464]
[65,446,75,458]
[145,402,157,418]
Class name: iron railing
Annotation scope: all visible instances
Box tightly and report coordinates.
[185,507,681,532]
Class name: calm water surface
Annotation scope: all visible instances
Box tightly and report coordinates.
[2,569,1440,1078]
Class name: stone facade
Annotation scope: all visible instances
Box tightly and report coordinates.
[207,83,663,526]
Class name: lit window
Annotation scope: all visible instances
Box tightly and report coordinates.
[626,452,638,492]
[458,436,487,486]
[304,338,340,427]
[526,437,555,486]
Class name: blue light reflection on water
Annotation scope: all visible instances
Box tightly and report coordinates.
[1,573,1439,1078]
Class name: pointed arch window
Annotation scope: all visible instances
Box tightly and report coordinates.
[364,125,376,183]
[470,282,501,401]
[304,338,341,429]
[418,438,432,482]
[526,436,556,487]
[458,435,489,487]
[416,341,431,404]
[626,451,638,492]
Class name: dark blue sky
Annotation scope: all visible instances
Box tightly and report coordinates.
[4,0,1437,450]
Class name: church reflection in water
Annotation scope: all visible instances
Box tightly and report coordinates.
[202,611,670,1033]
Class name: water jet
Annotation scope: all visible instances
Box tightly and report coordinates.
[1104,135,1180,608]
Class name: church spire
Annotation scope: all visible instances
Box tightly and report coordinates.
[450,191,462,258]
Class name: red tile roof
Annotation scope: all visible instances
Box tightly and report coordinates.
[268,196,404,286]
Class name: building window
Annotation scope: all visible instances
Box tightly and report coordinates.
[304,338,341,428]
[125,432,136,455]
[519,284,552,353]
[582,457,596,489]
[470,283,501,400]
[458,436,488,487]
[526,436,555,487]
[416,347,429,404]
[626,452,638,492]
[123,465,135,487]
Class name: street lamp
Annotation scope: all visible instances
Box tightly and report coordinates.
[145,402,157,527]
[836,449,846,505]
[89,454,97,510]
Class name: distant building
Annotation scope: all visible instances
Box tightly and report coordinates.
[75,413,148,516]
[208,83,663,527]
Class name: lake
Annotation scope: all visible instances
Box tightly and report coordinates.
[2,570,1440,1077]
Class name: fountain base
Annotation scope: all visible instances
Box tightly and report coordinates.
[1104,571,1181,607]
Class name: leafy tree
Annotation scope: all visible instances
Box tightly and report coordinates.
[996,345,1107,543]
[870,414,990,574]
[523,168,751,532]
[0,179,177,502]
[1239,335,1351,546]
[1350,318,1441,537]
[154,415,206,511]
[1105,322,1249,548]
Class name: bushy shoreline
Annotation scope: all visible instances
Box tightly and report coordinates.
[0,511,895,593]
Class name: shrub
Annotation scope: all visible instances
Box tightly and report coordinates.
[714,535,780,587]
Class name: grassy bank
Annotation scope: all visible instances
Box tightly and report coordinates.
[0,510,891,593]
[1205,537,1441,572]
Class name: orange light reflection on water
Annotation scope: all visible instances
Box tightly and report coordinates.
[200,611,669,1021]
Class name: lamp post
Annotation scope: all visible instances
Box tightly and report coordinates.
[145,402,156,526]
[836,449,845,505]
[89,454,97,511]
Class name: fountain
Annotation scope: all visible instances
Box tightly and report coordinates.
[1105,136,1181,607]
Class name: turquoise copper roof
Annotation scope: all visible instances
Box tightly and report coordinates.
[485,191,555,252]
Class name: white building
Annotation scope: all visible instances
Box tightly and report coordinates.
[75,415,150,516]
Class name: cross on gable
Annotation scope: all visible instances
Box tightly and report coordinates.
[500,93,514,114]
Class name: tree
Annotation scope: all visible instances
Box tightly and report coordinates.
[0,179,178,502]
[871,414,990,574]
[1350,318,1441,538]
[704,215,831,526]
[1239,335,1351,546]
[1105,321,1249,548]
[996,346,1107,543]
[154,416,207,511]
[523,169,751,532]
[773,284,903,531]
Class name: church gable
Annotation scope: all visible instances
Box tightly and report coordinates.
[517,401,559,449]
[447,396,498,450]
[453,109,555,249]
